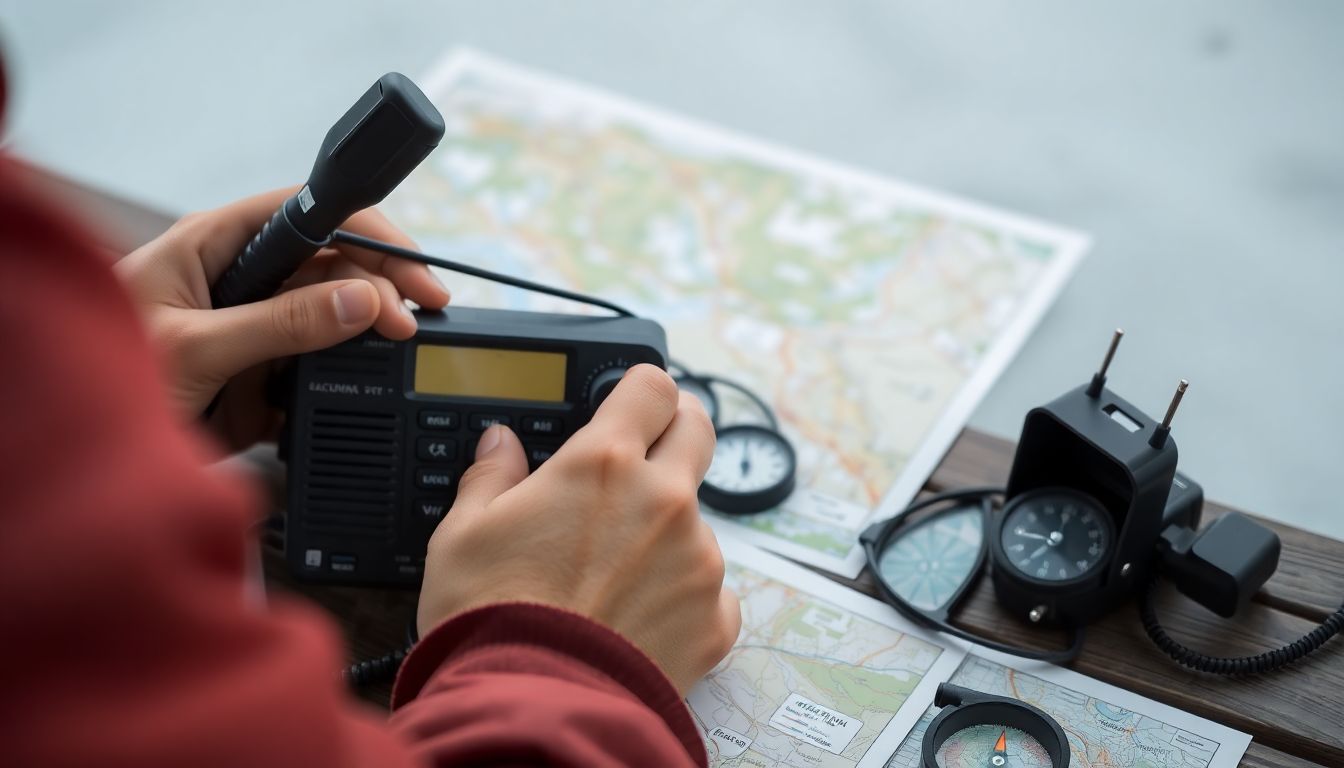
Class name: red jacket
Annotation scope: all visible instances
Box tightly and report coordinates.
[0,156,707,767]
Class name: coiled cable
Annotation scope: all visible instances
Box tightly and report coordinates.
[1139,579,1344,674]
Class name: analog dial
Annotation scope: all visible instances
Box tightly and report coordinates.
[699,425,796,514]
[999,488,1111,583]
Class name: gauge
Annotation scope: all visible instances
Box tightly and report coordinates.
[698,424,796,514]
[923,684,1069,768]
[674,374,720,426]
[998,487,1112,583]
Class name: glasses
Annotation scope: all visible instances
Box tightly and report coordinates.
[860,487,1083,663]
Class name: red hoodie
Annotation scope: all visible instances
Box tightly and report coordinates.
[0,155,707,767]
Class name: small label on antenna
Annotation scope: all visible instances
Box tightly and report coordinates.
[298,185,316,213]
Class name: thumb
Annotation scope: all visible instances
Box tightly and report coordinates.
[452,426,529,515]
[196,279,380,379]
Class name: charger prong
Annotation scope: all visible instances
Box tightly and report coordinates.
[1086,328,1124,397]
[1149,379,1188,449]
[1160,379,1189,431]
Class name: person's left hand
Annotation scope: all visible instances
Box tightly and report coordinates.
[117,187,450,449]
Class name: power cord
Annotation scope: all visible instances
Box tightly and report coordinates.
[343,622,419,689]
[1139,579,1344,674]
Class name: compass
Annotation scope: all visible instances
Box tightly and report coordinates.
[995,487,1113,585]
[699,424,796,514]
[922,684,1069,768]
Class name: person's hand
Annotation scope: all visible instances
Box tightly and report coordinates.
[417,364,740,694]
[116,187,449,448]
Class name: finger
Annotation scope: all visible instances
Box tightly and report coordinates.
[646,391,717,482]
[717,586,743,657]
[328,259,418,339]
[336,207,451,310]
[191,186,303,280]
[576,364,680,451]
[186,279,380,380]
[450,426,529,517]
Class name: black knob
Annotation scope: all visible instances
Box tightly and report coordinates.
[588,367,628,409]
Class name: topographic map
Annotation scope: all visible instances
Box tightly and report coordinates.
[384,49,1089,575]
[689,539,961,768]
[885,654,1248,768]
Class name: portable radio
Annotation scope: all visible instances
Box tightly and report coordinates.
[282,306,667,586]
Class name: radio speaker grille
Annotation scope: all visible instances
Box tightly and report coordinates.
[312,344,395,377]
[302,408,400,540]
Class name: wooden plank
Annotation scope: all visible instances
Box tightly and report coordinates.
[1240,743,1325,768]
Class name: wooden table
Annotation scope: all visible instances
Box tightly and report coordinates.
[53,165,1344,767]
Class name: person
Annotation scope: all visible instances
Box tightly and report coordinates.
[0,155,740,761]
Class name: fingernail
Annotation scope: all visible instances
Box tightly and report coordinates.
[476,425,504,459]
[431,270,452,300]
[333,282,375,326]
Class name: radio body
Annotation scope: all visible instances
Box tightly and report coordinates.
[282,306,667,586]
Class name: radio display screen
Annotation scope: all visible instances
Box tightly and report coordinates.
[413,345,567,402]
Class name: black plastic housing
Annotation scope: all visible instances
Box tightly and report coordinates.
[210,72,444,309]
[1158,513,1281,618]
[996,383,1179,625]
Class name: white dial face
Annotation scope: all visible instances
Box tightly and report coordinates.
[704,428,791,493]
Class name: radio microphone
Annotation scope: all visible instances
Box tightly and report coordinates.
[209,72,446,309]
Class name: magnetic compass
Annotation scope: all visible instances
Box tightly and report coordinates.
[699,424,796,514]
[922,684,1069,768]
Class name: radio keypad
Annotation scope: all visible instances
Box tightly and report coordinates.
[414,499,449,519]
[416,468,455,490]
[417,437,457,462]
[419,410,460,430]
[470,413,512,431]
[522,415,564,436]
[525,443,559,469]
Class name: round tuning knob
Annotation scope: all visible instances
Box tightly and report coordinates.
[588,367,628,409]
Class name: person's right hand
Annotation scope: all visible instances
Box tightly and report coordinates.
[416,364,740,694]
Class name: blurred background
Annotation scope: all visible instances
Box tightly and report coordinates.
[1,1,1340,536]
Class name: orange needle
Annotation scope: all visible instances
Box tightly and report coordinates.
[994,730,1007,753]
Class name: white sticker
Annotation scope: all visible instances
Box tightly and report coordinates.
[706,726,752,758]
[768,693,863,755]
[298,184,316,213]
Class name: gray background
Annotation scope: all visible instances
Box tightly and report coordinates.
[2,1,1340,536]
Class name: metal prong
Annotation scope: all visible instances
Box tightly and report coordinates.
[1096,328,1124,380]
[1159,379,1189,430]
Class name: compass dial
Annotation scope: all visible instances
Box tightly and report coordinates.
[999,488,1111,583]
[698,425,796,515]
[935,724,1051,768]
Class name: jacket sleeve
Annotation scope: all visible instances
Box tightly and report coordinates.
[0,157,704,768]
[391,603,707,767]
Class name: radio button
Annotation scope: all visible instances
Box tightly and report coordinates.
[417,438,457,462]
[526,443,559,469]
[470,413,512,432]
[416,469,455,489]
[419,411,460,431]
[522,416,564,436]
[415,499,449,519]
[330,554,357,573]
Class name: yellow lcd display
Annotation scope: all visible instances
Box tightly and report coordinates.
[414,345,567,402]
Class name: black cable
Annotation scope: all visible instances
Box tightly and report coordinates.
[330,230,637,318]
[343,622,419,688]
[1139,580,1344,675]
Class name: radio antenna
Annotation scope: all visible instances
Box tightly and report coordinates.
[331,230,637,318]
[1086,328,1124,398]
